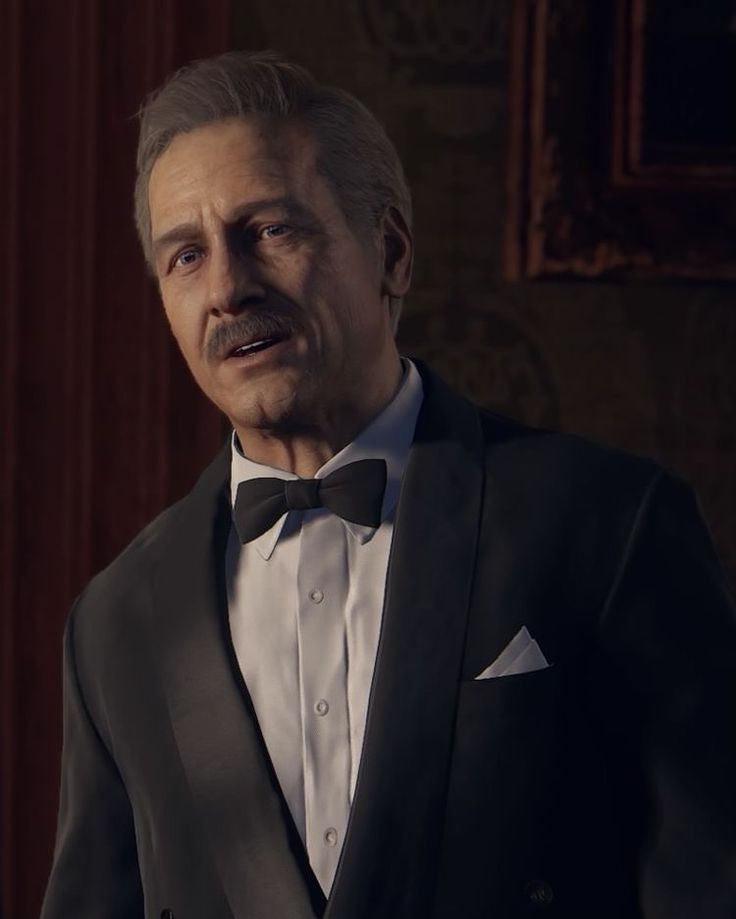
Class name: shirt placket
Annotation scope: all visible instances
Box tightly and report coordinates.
[297,511,352,895]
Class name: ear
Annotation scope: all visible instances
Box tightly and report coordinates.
[379,205,413,298]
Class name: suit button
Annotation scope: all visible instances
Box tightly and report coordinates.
[161,911,174,919]
[526,879,554,907]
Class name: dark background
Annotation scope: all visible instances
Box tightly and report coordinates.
[1,1,734,916]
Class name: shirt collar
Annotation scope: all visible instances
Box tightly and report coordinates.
[230,358,424,559]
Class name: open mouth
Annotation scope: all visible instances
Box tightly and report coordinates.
[227,334,288,359]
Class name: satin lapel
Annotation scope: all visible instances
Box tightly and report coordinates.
[325,367,485,919]
[151,445,325,919]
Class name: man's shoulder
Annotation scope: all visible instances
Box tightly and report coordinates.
[471,405,670,536]
[417,361,666,508]
[70,441,230,639]
[477,406,661,484]
[85,498,186,597]
[68,496,188,651]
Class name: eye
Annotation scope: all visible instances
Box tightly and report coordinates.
[258,224,291,241]
[173,247,201,269]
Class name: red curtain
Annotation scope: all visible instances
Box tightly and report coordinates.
[0,3,231,916]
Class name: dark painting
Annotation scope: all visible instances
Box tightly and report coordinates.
[506,0,736,279]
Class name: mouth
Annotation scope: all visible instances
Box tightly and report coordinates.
[226,333,289,360]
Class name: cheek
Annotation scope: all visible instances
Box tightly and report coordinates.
[318,263,380,334]
[342,287,386,342]
[161,291,205,360]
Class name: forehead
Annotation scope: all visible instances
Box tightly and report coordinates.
[148,116,329,231]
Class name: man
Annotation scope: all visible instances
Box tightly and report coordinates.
[42,51,736,919]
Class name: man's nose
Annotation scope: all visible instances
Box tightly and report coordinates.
[206,246,265,317]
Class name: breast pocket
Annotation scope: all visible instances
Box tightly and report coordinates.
[460,661,564,720]
[443,664,580,868]
[452,664,577,784]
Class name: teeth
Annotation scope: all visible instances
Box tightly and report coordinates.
[233,338,271,356]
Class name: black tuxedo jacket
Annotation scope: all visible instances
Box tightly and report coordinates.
[42,365,736,919]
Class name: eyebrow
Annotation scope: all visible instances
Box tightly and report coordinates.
[151,196,319,260]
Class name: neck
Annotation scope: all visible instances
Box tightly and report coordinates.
[234,358,404,477]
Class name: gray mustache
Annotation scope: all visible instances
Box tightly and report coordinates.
[206,311,298,362]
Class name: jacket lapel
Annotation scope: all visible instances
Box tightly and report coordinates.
[151,446,325,919]
[325,366,485,919]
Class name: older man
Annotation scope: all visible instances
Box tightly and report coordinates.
[42,51,736,919]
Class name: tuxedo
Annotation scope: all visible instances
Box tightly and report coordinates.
[42,363,736,919]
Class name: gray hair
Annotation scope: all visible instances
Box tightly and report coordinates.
[135,50,412,328]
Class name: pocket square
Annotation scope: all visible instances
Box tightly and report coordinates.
[474,626,550,680]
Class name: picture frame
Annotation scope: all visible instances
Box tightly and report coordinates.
[504,0,736,281]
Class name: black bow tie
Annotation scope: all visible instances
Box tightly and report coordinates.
[233,458,388,544]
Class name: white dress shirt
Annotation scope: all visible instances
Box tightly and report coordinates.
[226,359,423,896]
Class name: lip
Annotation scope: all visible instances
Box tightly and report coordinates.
[220,334,292,369]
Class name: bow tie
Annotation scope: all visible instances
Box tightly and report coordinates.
[233,458,388,544]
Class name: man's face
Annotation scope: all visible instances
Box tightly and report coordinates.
[149,116,406,443]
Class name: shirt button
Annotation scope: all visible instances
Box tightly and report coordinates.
[315,699,329,716]
[324,827,338,846]
[309,588,324,604]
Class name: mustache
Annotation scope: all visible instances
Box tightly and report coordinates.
[206,310,299,362]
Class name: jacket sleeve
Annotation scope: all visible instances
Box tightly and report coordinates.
[599,471,736,919]
[41,603,144,918]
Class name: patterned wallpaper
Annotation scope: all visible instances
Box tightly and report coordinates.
[231,0,736,583]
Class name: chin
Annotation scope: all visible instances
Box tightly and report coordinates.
[219,359,329,430]
[226,386,305,434]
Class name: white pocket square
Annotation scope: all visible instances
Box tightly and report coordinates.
[474,626,550,680]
